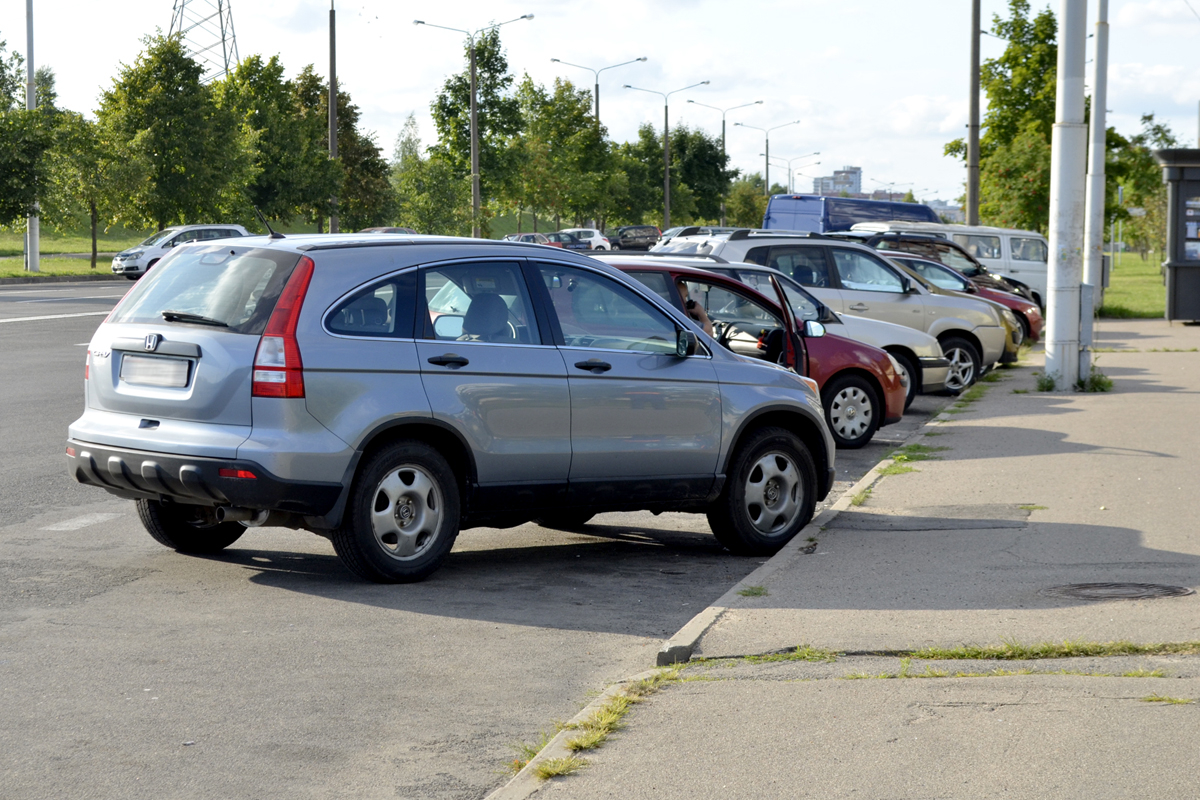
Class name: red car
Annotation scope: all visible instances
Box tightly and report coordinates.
[604,258,907,449]
[886,254,1043,342]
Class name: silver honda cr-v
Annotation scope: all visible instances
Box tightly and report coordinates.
[68,235,835,582]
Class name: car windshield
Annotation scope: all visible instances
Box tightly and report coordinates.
[109,245,302,335]
[139,230,178,247]
[656,240,714,255]
[899,259,968,291]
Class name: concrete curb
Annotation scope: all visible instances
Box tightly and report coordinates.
[655,415,949,666]
[484,668,668,800]
[0,274,127,286]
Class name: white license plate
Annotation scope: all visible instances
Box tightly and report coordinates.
[120,355,190,388]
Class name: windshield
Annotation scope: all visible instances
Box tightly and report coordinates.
[656,240,713,255]
[139,230,177,247]
[109,245,302,335]
[899,259,969,291]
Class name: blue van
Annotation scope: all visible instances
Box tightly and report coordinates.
[763,194,941,233]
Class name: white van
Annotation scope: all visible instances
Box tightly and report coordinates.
[850,221,1049,306]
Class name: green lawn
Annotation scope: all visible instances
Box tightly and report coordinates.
[1099,251,1166,318]
[0,257,125,280]
[0,225,154,258]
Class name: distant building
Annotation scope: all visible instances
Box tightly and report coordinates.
[926,199,964,223]
[812,166,862,196]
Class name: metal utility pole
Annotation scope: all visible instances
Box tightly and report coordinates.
[625,81,711,229]
[688,99,762,225]
[1045,0,1089,390]
[416,15,534,238]
[1083,0,1108,312]
[169,0,241,82]
[967,0,981,225]
[735,120,801,196]
[550,57,646,125]
[26,0,38,273]
[328,1,338,234]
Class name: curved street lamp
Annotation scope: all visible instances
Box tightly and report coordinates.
[735,119,801,196]
[688,99,762,224]
[625,80,711,228]
[765,152,821,193]
[414,14,535,237]
[550,56,647,124]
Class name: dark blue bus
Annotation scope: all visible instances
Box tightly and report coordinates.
[763,194,940,233]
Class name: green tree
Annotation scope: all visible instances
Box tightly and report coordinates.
[97,34,258,230]
[977,126,1052,232]
[0,107,53,226]
[41,112,122,267]
[728,174,768,228]
[668,124,733,221]
[430,28,522,232]
[292,65,394,232]
[1112,114,1180,258]
[214,55,339,224]
[390,113,470,235]
[1,38,23,110]
[901,189,917,203]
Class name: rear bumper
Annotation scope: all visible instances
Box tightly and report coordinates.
[67,438,342,515]
[918,357,950,394]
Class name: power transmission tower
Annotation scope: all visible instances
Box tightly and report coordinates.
[169,0,240,82]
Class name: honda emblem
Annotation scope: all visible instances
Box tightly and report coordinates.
[144,334,161,352]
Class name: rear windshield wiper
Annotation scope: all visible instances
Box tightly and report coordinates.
[161,310,229,327]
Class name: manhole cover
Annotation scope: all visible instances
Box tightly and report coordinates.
[1041,583,1196,601]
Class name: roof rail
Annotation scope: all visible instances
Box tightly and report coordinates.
[673,226,702,238]
[729,229,826,241]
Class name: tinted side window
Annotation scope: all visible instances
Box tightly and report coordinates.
[625,271,677,305]
[901,259,968,291]
[536,264,677,354]
[952,234,1002,259]
[935,243,977,271]
[1011,237,1048,262]
[422,261,540,344]
[830,249,904,293]
[766,246,832,288]
[327,271,417,338]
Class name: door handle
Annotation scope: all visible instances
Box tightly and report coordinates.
[574,359,612,374]
[427,353,469,368]
[848,303,869,312]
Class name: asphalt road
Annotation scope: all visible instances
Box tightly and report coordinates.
[0,281,951,799]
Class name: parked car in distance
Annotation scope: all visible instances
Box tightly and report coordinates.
[545,231,590,251]
[560,228,610,250]
[597,255,906,448]
[655,226,738,249]
[605,225,660,250]
[111,224,249,279]
[762,194,940,233]
[655,229,1008,391]
[503,232,550,245]
[70,235,836,582]
[358,226,418,234]
[885,254,1043,342]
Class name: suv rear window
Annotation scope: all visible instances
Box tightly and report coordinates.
[109,246,302,335]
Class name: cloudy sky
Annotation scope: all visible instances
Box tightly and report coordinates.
[3,0,1198,204]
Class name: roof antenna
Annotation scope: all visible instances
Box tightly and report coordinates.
[253,207,285,239]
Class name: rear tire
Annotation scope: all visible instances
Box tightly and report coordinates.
[332,441,460,583]
[535,511,596,530]
[707,427,817,556]
[940,335,981,392]
[823,374,880,449]
[136,500,245,553]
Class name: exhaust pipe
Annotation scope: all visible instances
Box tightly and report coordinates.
[214,506,259,523]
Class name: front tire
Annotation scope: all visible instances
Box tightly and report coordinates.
[332,441,460,583]
[941,335,981,392]
[136,499,245,553]
[707,427,817,556]
[889,352,919,411]
[823,374,880,449]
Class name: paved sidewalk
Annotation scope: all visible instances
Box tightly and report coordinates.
[515,320,1200,799]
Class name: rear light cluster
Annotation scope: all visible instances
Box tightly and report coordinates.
[252,256,315,398]
[218,468,258,479]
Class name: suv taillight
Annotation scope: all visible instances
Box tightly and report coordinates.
[252,256,315,398]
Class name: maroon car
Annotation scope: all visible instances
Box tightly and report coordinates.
[601,258,907,449]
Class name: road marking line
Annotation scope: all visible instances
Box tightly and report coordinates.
[0,311,110,324]
[40,512,122,531]
[17,295,126,303]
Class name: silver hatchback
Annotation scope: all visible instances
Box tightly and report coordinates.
[69,236,835,582]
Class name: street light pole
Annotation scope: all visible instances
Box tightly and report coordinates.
[415,15,534,238]
[765,152,820,194]
[625,81,710,229]
[688,99,762,225]
[550,57,647,125]
[329,1,338,233]
[967,0,981,225]
[735,120,801,196]
[25,0,38,272]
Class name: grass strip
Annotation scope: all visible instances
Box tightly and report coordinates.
[904,640,1200,660]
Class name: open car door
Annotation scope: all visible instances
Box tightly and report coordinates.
[769,273,807,375]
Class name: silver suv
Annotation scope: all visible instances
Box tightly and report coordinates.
[658,230,1007,390]
[69,235,835,582]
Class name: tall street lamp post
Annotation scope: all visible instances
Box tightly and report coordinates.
[550,56,647,124]
[625,81,710,229]
[687,99,761,225]
[870,179,913,202]
[764,152,820,193]
[735,119,801,196]
[415,14,535,238]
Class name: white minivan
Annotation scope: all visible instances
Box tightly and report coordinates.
[850,221,1049,306]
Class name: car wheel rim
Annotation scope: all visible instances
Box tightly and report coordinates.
[370,465,444,561]
[945,347,976,391]
[742,451,803,536]
[829,386,873,441]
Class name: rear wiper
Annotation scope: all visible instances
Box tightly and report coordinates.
[161,310,229,327]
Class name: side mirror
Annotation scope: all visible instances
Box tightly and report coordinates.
[966,283,979,294]
[903,277,920,294]
[676,328,698,357]
[803,320,826,338]
[433,314,465,339]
